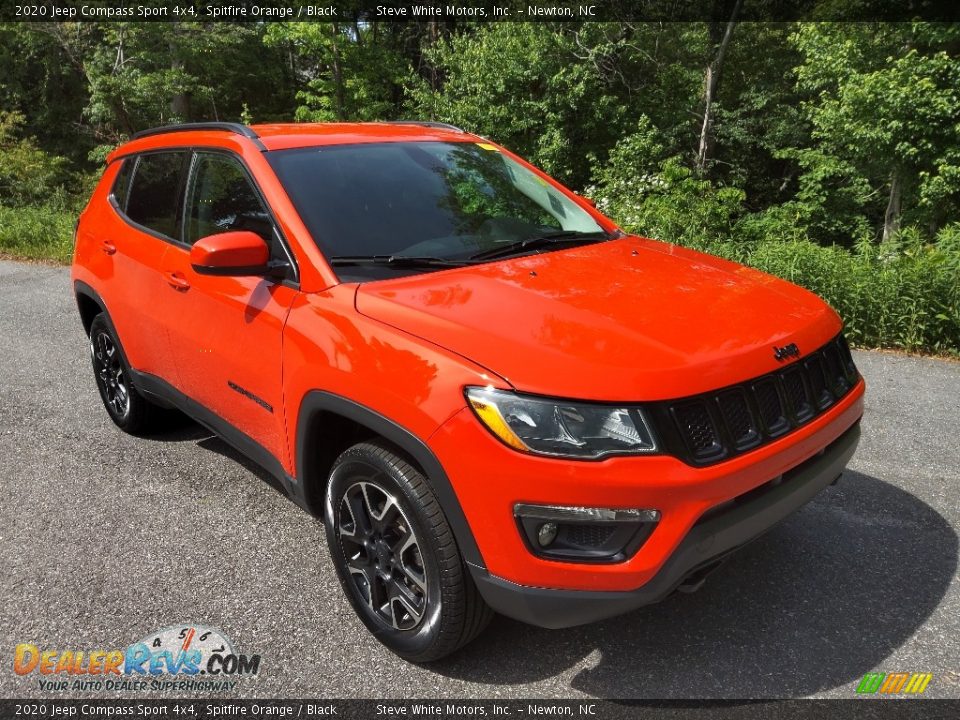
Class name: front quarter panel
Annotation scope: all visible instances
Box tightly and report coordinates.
[283,284,508,479]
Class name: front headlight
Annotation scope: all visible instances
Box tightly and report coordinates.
[465,387,657,459]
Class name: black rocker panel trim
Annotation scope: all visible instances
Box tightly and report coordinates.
[296,390,485,570]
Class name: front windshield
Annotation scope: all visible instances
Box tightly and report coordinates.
[267,141,606,275]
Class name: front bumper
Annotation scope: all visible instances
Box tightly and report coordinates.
[468,421,860,628]
[429,378,864,592]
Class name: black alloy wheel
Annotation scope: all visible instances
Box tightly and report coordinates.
[338,480,428,630]
[91,326,129,420]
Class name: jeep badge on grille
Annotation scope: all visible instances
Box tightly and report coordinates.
[773,343,801,361]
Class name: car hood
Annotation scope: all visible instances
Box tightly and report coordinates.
[354,237,842,401]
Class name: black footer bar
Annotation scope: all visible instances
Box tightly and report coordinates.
[2,699,959,720]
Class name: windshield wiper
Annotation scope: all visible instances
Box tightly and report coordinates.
[329,255,473,268]
[468,230,610,261]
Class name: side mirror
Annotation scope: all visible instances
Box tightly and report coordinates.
[190,231,271,276]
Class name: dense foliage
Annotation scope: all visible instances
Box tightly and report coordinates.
[0,19,957,352]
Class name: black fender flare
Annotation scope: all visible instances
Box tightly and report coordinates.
[74,280,106,322]
[73,281,132,369]
[296,390,485,570]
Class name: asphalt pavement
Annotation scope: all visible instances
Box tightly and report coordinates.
[1,259,957,699]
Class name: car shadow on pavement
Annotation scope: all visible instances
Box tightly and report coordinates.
[146,420,213,443]
[430,470,957,698]
[144,419,296,504]
[195,435,294,502]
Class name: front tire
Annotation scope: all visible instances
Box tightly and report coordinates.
[324,440,492,662]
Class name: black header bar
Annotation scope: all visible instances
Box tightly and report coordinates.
[3,0,960,23]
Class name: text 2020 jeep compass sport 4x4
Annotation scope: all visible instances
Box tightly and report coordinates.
[72,121,864,661]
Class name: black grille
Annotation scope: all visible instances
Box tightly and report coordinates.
[655,334,859,465]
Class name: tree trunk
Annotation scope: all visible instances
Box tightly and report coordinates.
[429,21,439,92]
[330,23,345,120]
[695,0,742,176]
[353,18,364,48]
[169,24,190,121]
[883,169,902,243]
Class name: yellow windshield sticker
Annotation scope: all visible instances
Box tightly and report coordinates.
[476,143,498,151]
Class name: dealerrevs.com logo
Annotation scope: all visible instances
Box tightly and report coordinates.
[13,624,261,692]
[856,672,934,695]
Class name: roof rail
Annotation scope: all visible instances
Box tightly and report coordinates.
[130,122,266,150]
[382,120,466,133]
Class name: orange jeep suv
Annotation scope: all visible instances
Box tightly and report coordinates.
[72,121,864,661]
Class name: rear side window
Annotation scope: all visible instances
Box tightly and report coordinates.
[111,158,135,212]
[125,152,186,239]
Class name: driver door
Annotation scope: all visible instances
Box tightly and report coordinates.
[161,151,299,469]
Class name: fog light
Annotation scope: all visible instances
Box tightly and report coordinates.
[514,503,661,563]
[537,522,558,547]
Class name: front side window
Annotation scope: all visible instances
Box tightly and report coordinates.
[184,153,275,250]
[125,152,186,239]
[267,141,607,277]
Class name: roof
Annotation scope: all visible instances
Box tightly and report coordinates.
[123,121,478,155]
[251,122,475,150]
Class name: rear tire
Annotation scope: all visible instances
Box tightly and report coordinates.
[324,440,492,662]
[88,314,177,435]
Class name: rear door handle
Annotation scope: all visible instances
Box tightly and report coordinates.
[101,240,117,255]
[164,271,190,291]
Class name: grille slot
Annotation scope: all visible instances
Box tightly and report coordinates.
[753,378,789,436]
[663,334,858,466]
[717,389,760,450]
[837,335,858,381]
[781,367,814,423]
[804,355,834,410]
[822,344,850,395]
[671,401,724,461]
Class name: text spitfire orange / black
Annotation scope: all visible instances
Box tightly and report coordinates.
[71,120,864,661]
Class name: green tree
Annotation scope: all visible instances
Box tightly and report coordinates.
[265,21,411,122]
[17,22,293,151]
[0,23,90,163]
[791,23,960,243]
[0,111,71,206]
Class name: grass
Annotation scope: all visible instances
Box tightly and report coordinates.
[0,203,76,264]
[689,238,960,356]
